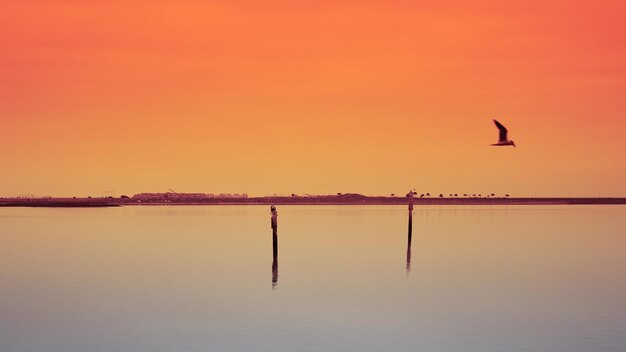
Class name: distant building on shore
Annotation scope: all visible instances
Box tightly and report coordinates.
[132,192,248,201]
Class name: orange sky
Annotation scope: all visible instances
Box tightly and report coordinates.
[1,1,625,197]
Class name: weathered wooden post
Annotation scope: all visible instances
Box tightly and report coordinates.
[271,205,278,288]
[408,190,414,235]
[406,190,414,273]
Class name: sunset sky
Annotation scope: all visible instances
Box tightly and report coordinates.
[1,1,625,197]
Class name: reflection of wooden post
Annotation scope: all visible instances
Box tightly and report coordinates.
[272,251,278,288]
[406,214,413,274]
[406,214,412,273]
[406,249,411,273]
[271,205,278,288]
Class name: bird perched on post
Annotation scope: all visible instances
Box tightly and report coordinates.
[491,119,516,147]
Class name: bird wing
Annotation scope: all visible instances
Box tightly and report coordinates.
[493,119,508,142]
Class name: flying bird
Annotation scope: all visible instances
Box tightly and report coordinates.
[491,119,516,147]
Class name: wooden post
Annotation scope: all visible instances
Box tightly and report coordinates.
[408,213,413,238]
[271,205,278,288]
[408,189,414,216]
[407,189,414,239]
[406,190,414,273]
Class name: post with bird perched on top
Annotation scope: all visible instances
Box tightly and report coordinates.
[270,205,278,288]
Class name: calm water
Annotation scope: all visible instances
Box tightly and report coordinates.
[1,205,625,352]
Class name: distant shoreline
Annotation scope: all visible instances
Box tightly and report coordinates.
[1,196,625,207]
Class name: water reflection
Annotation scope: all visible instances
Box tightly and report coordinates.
[406,212,412,275]
[2,206,626,351]
[406,191,414,275]
[272,245,278,289]
[271,205,278,289]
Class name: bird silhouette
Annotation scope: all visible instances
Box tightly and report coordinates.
[491,119,516,147]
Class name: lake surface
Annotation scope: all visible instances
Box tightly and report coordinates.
[1,205,625,351]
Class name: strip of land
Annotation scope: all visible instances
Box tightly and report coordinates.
[1,194,625,207]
